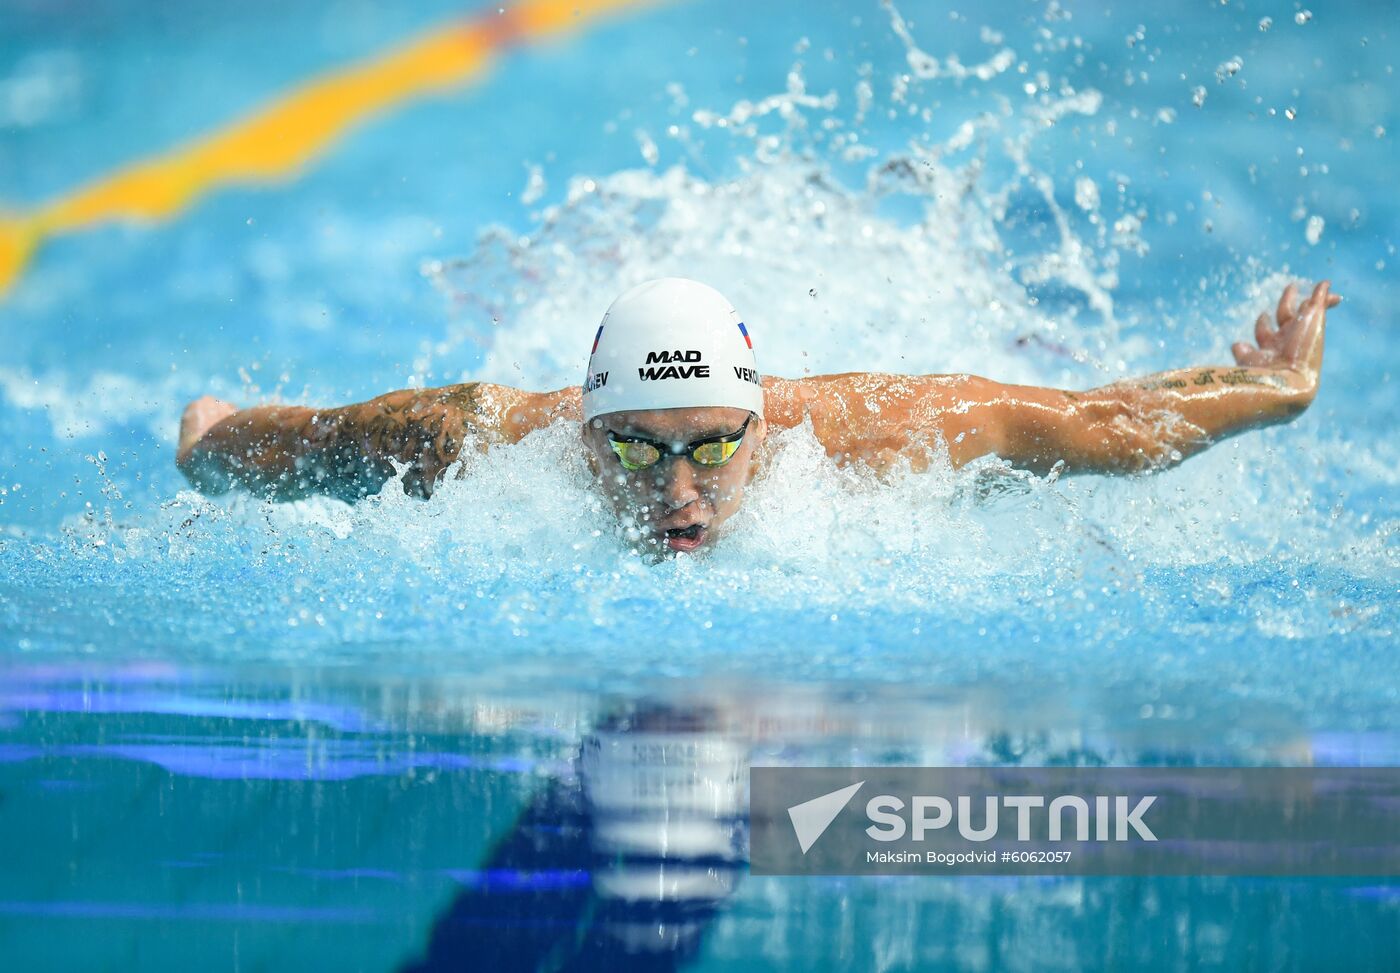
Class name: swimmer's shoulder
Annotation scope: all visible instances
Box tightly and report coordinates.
[361,382,580,446]
[761,372,1016,471]
[471,382,582,442]
[761,372,989,430]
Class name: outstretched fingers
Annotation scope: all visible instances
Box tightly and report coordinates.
[1232,341,1267,367]
[1296,280,1332,329]
[1285,280,1333,373]
[1236,280,1337,373]
[1313,279,1342,309]
[1276,283,1299,329]
[1310,280,1332,311]
[1254,312,1276,348]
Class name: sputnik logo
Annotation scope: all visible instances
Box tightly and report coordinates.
[787,781,865,854]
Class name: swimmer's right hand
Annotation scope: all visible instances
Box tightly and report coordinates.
[177,395,239,467]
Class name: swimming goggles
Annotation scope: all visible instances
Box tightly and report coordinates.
[607,415,753,471]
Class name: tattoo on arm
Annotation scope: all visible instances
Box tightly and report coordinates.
[1036,363,1299,475]
[1216,367,1277,387]
[1135,367,1285,393]
[306,384,484,501]
[1135,376,1188,392]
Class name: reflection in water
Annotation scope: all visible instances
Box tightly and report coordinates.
[4,664,1397,971]
[584,705,745,960]
[405,702,746,971]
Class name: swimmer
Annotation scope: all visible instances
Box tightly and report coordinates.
[177,277,1340,553]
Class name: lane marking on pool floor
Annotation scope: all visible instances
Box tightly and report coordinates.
[0,0,656,299]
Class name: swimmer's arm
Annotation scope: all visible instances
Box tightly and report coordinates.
[984,281,1339,475]
[176,385,484,501]
[176,384,579,500]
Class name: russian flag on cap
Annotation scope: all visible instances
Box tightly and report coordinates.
[737,322,752,348]
[591,324,604,355]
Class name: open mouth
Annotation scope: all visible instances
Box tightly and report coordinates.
[663,523,708,552]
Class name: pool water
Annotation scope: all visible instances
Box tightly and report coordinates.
[1,0,1397,969]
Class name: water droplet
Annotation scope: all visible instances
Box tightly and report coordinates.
[636,130,659,166]
[1214,56,1243,83]
[1258,16,1273,31]
[808,288,818,298]
[1305,214,1324,245]
[1191,86,1208,108]
[1284,106,1297,120]
[1074,176,1100,211]
[1294,9,1312,24]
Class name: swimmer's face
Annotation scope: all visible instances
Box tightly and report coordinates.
[581,406,766,554]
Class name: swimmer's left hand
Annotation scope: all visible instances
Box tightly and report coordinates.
[177,395,239,466]
[1231,281,1340,398]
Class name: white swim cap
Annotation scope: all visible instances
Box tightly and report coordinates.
[581,278,763,421]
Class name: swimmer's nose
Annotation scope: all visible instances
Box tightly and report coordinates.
[657,457,701,512]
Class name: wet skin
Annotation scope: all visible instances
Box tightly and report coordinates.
[177,282,1341,552]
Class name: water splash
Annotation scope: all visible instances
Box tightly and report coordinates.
[2,4,1395,713]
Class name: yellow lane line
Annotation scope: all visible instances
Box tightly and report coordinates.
[0,0,654,297]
